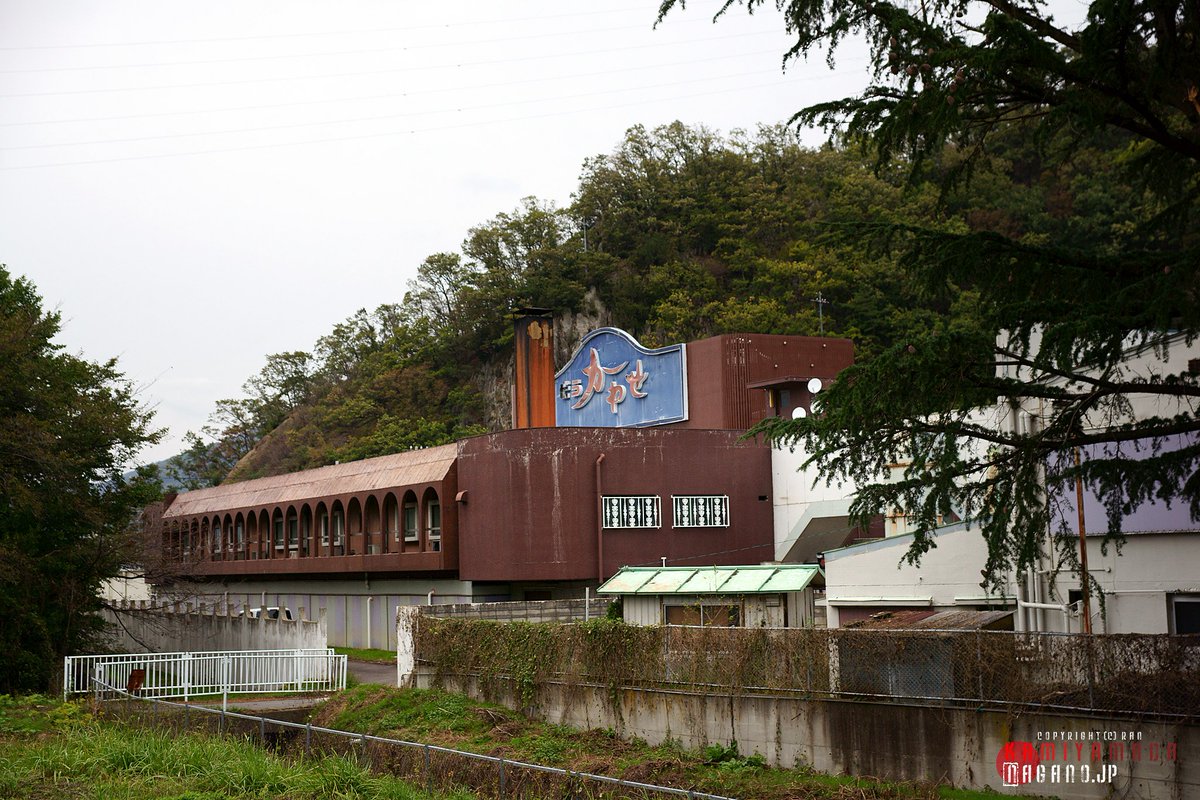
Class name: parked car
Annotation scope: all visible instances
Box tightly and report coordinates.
[240,606,293,621]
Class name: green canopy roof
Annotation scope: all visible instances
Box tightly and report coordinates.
[597,564,822,596]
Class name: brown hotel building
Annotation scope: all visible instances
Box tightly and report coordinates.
[148,331,853,647]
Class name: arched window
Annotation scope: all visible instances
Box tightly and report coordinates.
[316,503,329,554]
[300,505,313,556]
[364,495,381,554]
[423,489,441,553]
[258,510,270,558]
[232,515,244,561]
[331,502,345,554]
[286,507,299,552]
[384,493,399,545]
[211,517,221,557]
[402,491,418,544]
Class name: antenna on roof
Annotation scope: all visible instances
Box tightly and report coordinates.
[812,293,829,334]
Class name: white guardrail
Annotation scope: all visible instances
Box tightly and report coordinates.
[64,649,347,704]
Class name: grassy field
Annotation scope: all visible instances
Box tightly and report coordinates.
[0,695,467,800]
[335,647,398,664]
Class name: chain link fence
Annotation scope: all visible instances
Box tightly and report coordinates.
[415,620,1200,719]
[91,679,737,800]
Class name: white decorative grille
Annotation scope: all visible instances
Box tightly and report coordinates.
[602,495,661,528]
[671,495,730,528]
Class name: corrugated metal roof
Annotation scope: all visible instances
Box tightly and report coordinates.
[597,564,821,595]
[163,443,457,518]
[595,570,655,594]
[639,570,696,594]
[844,609,1014,631]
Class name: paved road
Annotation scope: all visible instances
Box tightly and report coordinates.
[348,658,397,687]
[201,659,396,715]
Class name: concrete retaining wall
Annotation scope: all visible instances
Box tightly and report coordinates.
[414,669,1197,800]
[102,600,327,653]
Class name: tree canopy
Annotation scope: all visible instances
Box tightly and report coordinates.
[0,267,160,692]
[176,126,990,484]
[657,0,1200,590]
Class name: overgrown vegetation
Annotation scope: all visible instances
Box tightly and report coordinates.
[414,617,1200,717]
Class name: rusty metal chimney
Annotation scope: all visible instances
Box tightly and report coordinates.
[512,308,556,428]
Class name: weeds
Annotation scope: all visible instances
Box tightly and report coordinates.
[0,695,459,800]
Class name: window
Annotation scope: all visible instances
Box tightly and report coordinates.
[235,522,244,547]
[319,515,329,547]
[403,502,418,541]
[427,499,441,552]
[287,516,298,549]
[1170,594,1200,635]
[664,603,741,627]
[273,518,284,549]
[672,495,729,528]
[390,502,400,540]
[332,510,344,547]
[602,495,660,528]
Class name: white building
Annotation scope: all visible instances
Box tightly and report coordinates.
[772,332,1200,634]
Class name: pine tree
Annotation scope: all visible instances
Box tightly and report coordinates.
[658,0,1200,588]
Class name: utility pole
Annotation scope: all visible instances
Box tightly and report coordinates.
[1073,447,1093,634]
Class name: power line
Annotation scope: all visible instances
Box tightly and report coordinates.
[0,49,791,129]
[0,18,718,75]
[0,6,659,51]
[0,68,819,153]
[0,76,832,171]
[0,30,779,99]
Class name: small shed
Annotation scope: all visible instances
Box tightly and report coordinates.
[597,564,824,628]
[833,609,1015,699]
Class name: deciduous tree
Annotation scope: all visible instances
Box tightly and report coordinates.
[0,267,160,692]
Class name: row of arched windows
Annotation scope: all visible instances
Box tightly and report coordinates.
[163,488,442,563]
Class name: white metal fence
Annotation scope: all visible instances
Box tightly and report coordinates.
[64,649,346,703]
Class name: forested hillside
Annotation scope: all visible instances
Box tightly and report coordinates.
[170,120,1146,487]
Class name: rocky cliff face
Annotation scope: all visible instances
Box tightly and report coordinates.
[471,289,612,434]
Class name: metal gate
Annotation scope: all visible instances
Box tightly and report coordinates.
[64,649,347,701]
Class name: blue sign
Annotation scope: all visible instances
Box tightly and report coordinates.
[555,328,688,428]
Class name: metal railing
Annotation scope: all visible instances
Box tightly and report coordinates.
[64,649,346,704]
[92,677,736,800]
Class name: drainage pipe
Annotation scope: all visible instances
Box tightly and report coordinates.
[594,453,606,582]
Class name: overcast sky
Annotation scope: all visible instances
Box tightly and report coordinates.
[0,1,882,464]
